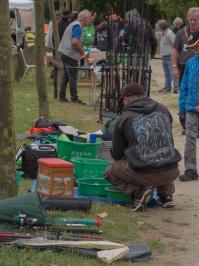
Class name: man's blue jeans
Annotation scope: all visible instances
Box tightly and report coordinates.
[162,55,178,90]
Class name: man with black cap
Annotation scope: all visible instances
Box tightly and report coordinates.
[178,32,199,182]
[58,10,72,41]
[105,83,181,211]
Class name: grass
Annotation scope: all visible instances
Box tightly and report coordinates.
[0,246,144,266]
[8,69,158,265]
[147,240,165,253]
[14,70,100,135]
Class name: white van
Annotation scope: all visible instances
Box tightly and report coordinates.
[9,0,35,47]
[10,8,25,47]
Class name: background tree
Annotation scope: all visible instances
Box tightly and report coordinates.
[48,0,63,98]
[44,0,198,25]
[147,0,199,22]
[60,0,71,12]
[34,0,50,117]
[81,0,159,25]
[0,0,18,199]
[60,0,65,12]
[80,0,198,25]
[72,0,81,11]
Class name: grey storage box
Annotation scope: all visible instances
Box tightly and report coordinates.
[99,141,112,160]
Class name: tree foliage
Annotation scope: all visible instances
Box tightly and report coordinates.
[81,0,198,23]
[43,0,198,25]
[147,0,199,21]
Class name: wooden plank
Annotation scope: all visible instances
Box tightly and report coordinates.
[20,239,126,250]
[97,247,129,264]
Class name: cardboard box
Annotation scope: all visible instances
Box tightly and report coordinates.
[87,52,106,65]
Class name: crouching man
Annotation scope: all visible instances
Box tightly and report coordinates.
[105,83,181,211]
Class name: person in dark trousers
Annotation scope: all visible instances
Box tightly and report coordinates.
[58,10,91,104]
[172,7,199,134]
[57,10,72,98]
[105,83,181,211]
[157,19,178,93]
[45,10,62,53]
[172,7,199,86]
[58,10,72,41]
[45,11,61,80]
[178,32,199,182]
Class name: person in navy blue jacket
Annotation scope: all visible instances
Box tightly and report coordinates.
[179,31,199,181]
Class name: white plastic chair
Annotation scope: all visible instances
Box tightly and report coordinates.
[20,48,35,81]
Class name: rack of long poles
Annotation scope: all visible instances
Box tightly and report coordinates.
[98,0,153,122]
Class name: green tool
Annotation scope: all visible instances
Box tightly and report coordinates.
[51,217,102,227]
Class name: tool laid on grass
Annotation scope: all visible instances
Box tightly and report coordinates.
[49,227,103,235]
[51,217,102,227]
[0,192,151,263]
[14,212,102,229]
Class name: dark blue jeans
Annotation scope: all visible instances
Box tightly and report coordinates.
[59,54,78,101]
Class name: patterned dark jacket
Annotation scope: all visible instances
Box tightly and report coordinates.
[111,97,181,171]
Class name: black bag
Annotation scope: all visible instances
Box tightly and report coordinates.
[21,144,57,179]
[35,117,66,130]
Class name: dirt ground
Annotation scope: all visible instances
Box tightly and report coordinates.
[137,59,199,266]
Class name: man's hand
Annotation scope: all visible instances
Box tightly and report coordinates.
[80,51,88,59]
[196,106,199,112]
[172,65,179,80]
[80,51,85,57]
[179,114,186,130]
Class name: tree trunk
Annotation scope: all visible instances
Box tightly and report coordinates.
[65,0,71,10]
[60,0,71,11]
[48,0,62,99]
[60,0,65,12]
[0,0,17,199]
[48,0,60,60]
[72,0,81,11]
[34,0,50,117]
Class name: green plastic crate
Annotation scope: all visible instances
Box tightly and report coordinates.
[105,186,133,203]
[71,158,110,180]
[77,178,111,197]
[56,138,102,162]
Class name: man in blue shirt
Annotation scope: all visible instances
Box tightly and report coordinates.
[58,10,90,104]
[179,32,199,181]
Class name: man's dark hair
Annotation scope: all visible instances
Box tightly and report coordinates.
[94,18,101,26]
